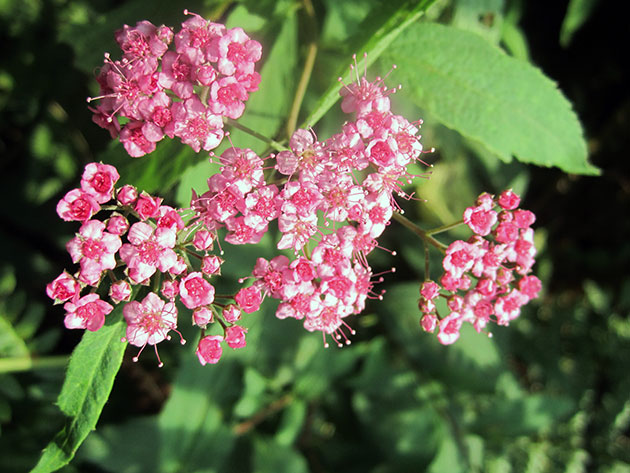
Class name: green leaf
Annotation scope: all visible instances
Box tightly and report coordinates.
[223,8,298,153]
[30,307,128,473]
[302,0,437,129]
[560,0,599,47]
[385,22,599,175]
[252,438,308,473]
[157,355,239,473]
[471,394,575,439]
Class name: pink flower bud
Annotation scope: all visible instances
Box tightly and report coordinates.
[117,185,138,206]
[161,279,179,300]
[518,275,542,300]
[196,335,223,365]
[46,271,80,303]
[447,295,463,312]
[109,280,132,303]
[495,221,519,244]
[498,189,520,210]
[193,307,213,327]
[513,209,536,229]
[107,214,130,235]
[193,230,214,251]
[420,313,438,333]
[201,255,223,275]
[419,280,440,300]
[222,304,241,323]
[135,192,162,220]
[225,325,247,349]
[234,286,262,314]
[179,272,215,309]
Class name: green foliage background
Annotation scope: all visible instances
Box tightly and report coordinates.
[1,0,628,472]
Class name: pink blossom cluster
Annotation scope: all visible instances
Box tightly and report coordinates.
[88,11,261,157]
[48,162,260,367]
[418,190,542,345]
[189,59,430,346]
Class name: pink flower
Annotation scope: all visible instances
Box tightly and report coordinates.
[419,280,440,300]
[498,189,520,210]
[161,279,179,300]
[123,292,178,348]
[106,214,130,235]
[463,205,498,236]
[225,325,247,348]
[211,27,262,76]
[235,286,262,313]
[193,307,213,327]
[518,275,542,300]
[196,335,223,365]
[222,304,241,323]
[117,184,138,206]
[201,255,223,275]
[171,96,224,152]
[46,271,80,303]
[120,120,159,157]
[64,294,113,332]
[56,189,100,222]
[513,209,536,228]
[66,220,122,286]
[80,163,120,203]
[494,221,519,244]
[109,280,132,303]
[179,272,215,309]
[209,76,248,119]
[420,314,438,333]
[437,313,462,345]
[193,229,214,251]
[119,222,178,284]
[135,192,162,220]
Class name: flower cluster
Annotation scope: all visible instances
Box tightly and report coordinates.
[48,162,257,366]
[88,11,261,157]
[418,190,542,345]
[190,57,430,346]
[48,14,542,367]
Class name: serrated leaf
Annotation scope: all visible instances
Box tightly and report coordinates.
[385,22,598,175]
[30,308,128,473]
[302,0,437,129]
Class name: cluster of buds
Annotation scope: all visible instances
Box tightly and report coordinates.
[88,11,261,157]
[418,190,542,345]
[190,55,432,346]
[48,162,259,366]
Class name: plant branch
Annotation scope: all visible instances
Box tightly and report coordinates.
[233,393,294,435]
[0,356,68,373]
[286,0,318,137]
[224,118,288,152]
[427,220,465,236]
[392,212,448,253]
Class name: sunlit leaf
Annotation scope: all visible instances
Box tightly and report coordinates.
[385,22,598,175]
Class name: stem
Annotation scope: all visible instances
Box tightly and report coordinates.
[233,393,294,435]
[392,212,448,253]
[286,0,318,137]
[0,355,68,373]
[427,220,465,236]
[224,118,288,152]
